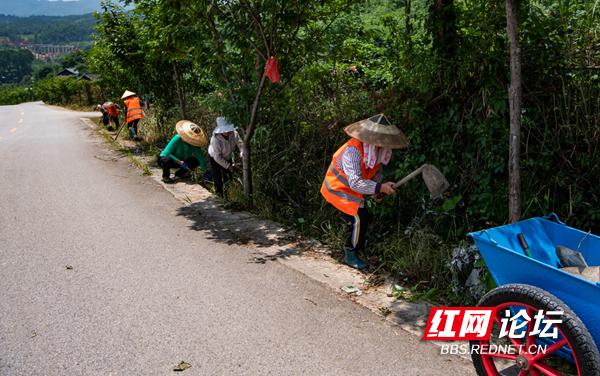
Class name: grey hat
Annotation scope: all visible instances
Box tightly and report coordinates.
[214,117,235,134]
[344,114,409,149]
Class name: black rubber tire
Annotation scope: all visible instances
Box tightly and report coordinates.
[471,283,600,376]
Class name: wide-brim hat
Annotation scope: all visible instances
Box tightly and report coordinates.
[214,116,235,134]
[344,114,409,149]
[121,90,136,99]
[176,120,207,147]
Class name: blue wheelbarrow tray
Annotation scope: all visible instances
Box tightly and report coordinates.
[469,215,600,347]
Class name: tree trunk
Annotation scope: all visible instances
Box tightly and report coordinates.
[242,72,268,198]
[84,82,93,105]
[506,0,522,223]
[405,0,412,52]
[172,61,187,119]
[429,0,457,59]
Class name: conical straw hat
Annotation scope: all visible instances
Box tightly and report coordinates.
[344,114,409,149]
[121,90,136,99]
[176,120,207,147]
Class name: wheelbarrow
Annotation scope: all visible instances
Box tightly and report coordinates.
[469,214,600,376]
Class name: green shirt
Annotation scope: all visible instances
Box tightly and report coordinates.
[160,134,207,170]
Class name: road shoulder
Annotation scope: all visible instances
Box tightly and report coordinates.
[79,116,435,339]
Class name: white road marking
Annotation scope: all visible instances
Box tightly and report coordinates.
[18,119,23,124]
[10,128,17,133]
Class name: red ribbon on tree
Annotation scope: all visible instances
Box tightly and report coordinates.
[264,56,280,83]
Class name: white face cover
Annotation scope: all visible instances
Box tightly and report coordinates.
[377,147,392,165]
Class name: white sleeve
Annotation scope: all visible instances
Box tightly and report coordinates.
[208,136,230,169]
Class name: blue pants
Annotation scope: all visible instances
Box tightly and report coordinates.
[128,119,140,139]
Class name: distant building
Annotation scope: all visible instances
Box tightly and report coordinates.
[26,44,79,61]
[56,68,79,77]
[78,73,97,81]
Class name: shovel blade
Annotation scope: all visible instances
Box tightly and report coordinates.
[422,164,449,199]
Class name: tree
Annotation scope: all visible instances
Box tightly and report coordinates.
[184,0,352,198]
[506,0,521,223]
[0,47,34,84]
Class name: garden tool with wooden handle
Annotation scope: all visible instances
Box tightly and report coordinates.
[392,164,449,199]
[112,120,127,141]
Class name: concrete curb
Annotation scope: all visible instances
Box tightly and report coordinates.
[80,116,432,338]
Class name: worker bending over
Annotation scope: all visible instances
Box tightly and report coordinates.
[321,114,409,269]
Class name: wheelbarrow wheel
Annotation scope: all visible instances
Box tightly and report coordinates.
[471,283,600,376]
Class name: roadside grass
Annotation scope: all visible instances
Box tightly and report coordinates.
[95,122,153,176]
[90,112,477,306]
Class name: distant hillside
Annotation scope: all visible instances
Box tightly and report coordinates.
[0,0,101,17]
[0,14,96,44]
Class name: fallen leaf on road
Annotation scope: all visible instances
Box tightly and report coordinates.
[341,285,362,296]
[173,361,192,372]
[30,331,37,338]
[379,306,392,316]
[65,265,73,270]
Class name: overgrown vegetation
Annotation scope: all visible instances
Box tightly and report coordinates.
[0,14,95,44]
[7,0,600,304]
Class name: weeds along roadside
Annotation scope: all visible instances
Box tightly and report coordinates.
[93,105,485,307]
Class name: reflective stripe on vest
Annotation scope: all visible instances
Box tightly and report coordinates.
[328,164,349,186]
[125,97,143,123]
[322,179,362,204]
[320,138,380,216]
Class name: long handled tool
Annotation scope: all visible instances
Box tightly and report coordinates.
[393,164,449,199]
[112,120,126,141]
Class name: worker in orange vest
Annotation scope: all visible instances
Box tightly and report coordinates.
[121,90,144,141]
[95,101,120,131]
[320,114,409,269]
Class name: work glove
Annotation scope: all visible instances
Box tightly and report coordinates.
[180,161,189,171]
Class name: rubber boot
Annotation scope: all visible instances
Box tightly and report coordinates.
[128,126,136,140]
[344,249,366,269]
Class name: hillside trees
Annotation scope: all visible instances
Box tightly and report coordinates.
[0,47,34,84]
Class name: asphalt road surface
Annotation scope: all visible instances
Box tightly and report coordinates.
[0,102,474,375]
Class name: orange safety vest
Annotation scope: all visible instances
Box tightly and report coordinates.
[105,103,119,117]
[320,138,381,216]
[124,96,143,123]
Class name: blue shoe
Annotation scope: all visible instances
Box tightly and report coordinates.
[344,250,366,269]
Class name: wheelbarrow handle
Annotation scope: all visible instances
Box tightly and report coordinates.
[544,212,566,225]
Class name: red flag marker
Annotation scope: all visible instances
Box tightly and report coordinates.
[264,56,280,83]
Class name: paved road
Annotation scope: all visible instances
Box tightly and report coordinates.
[0,102,474,375]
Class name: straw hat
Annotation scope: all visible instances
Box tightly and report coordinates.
[214,117,235,134]
[121,90,136,99]
[176,120,207,147]
[344,114,409,149]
